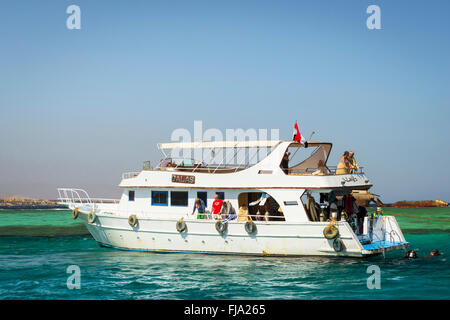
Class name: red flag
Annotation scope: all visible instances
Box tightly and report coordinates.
[293,121,306,144]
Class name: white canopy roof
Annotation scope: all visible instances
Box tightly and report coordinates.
[158,140,283,150]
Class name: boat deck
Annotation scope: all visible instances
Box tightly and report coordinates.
[362,240,409,255]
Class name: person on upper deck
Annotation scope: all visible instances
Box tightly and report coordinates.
[192,198,205,217]
[312,160,331,176]
[211,193,224,219]
[348,151,359,173]
[280,151,290,174]
[336,151,351,174]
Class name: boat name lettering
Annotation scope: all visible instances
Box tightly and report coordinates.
[172,174,195,184]
[341,176,358,183]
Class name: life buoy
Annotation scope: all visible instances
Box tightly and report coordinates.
[245,220,257,234]
[176,219,187,233]
[323,224,339,239]
[333,238,345,252]
[88,212,97,224]
[128,214,137,227]
[215,220,227,234]
[72,207,79,219]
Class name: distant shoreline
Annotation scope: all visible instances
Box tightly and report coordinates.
[0,205,67,210]
[0,198,66,210]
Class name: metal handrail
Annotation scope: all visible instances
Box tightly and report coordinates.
[189,213,285,221]
[57,188,119,212]
[122,172,140,179]
[157,164,251,173]
[57,197,119,204]
[288,166,364,175]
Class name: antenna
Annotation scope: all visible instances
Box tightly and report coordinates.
[308,131,316,140]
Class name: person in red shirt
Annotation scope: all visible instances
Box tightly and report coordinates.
[211,193,224,219]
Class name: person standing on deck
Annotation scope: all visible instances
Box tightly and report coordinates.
[192,198,205,218]
[348,151,359,173]
[280,151,290,174]
[336,151,351,174]
[211,193,224,220]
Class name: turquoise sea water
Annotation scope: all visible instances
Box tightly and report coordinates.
[0,208,449,300]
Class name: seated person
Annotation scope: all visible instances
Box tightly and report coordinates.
[159,158,172,168]
[211,193,224,220]
[192,198,205,219]
[221,201,237,222]
[237,205,249,222]
[312,160,331,176]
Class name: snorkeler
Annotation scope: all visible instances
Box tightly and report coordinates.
[426,249,442,258]
[404,250,418,259]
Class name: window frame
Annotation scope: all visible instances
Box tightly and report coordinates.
[170,191,189,207]
[197,191,207,207]
[128,190,135,202]
[151,191,169,206]
[216,192,225,200]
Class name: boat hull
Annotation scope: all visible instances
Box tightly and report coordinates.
[77,213,407,258]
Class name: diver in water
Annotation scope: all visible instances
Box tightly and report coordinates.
[404,250,418,259]
[426,249,442,258]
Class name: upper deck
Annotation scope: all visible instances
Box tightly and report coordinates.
[119,140,371,191]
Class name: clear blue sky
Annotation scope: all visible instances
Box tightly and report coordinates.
[0,0,449,202]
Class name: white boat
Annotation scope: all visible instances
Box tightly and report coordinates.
[58,139,408,257]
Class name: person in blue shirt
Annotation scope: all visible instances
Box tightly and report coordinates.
[192,198,206,218]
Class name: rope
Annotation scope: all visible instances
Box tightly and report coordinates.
[383,212,450,223]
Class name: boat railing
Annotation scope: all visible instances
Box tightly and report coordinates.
[188,213,285,221]
[78,207,285,221]
[157,162,252,173]
[288,166,364,175]
[57,188,119,211]
[59,198,120,204]
[122,172,141,180]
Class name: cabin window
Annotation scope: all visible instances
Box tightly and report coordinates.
[151,191,168,206]
[171,191,188,207]
[128,190,135,201]
[197,192,207,207]
[216,192,225,200]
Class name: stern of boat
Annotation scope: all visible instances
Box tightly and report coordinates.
[358,215,409,256]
